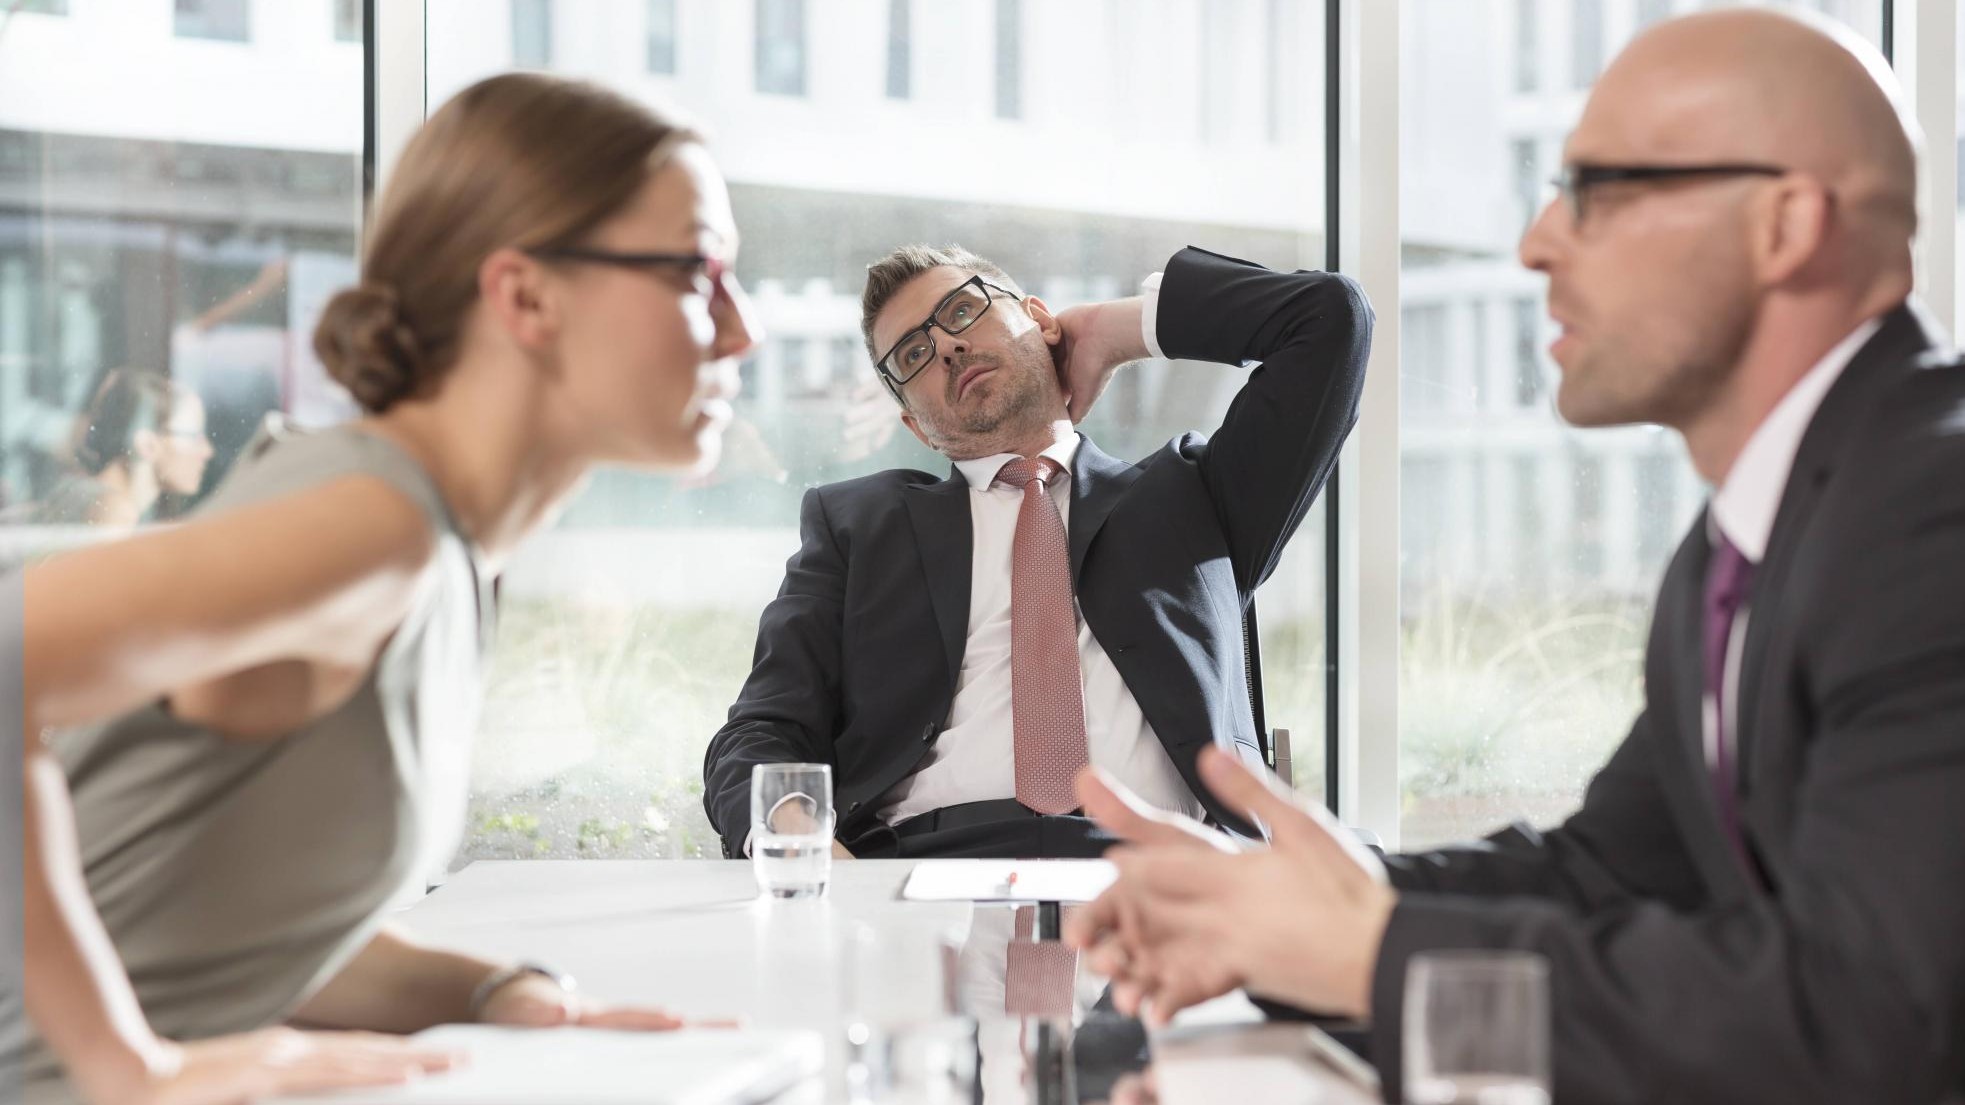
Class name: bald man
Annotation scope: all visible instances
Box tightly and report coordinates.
[1065,11,1965,1104]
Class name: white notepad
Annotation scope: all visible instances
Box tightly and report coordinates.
[264,1025,823,1105]
[899,859,1118,903]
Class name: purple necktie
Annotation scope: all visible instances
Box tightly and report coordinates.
[1702,530,1757,873]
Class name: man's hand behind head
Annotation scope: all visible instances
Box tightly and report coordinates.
[1053,298,1150,423]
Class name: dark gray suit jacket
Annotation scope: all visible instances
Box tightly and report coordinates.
[1364,305,1965,1104]
[703,246,1374,856]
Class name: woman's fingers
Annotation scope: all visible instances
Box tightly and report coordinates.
[575,1005,686,1031]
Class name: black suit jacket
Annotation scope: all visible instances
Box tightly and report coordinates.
[1361,305,1965,1104]
[704,247,1373,856]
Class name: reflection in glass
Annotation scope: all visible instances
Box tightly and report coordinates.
[0,6,363,571]
[13,368,213,529]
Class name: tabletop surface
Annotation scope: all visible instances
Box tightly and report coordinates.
[384,859,1380,1105]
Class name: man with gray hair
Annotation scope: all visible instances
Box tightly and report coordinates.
[703,245,1373,859]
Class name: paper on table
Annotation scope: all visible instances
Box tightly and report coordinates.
[1151,1022,1381,1104]
[900,859,1118,902]
[260,1025,823,1105]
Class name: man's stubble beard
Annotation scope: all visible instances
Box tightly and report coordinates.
[930,346,1063,457]
[1557,286,1754,432]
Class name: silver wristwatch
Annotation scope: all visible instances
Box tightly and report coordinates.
[468,962,577,1021]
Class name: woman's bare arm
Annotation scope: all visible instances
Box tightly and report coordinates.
[19,474,442,1100]
[23,475,436,733]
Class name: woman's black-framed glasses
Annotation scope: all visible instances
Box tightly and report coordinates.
[1549,162,1790,224]
[874,274,1023,390]
[527,246,730,298]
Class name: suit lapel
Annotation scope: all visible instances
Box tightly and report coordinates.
[1734,303,1941,782]
[1068,436,1142,583]
[904,470,974,688]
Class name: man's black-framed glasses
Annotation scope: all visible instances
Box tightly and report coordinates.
[874,274,1023,389]
[527,246,730,298]
[1549,162,1790,224]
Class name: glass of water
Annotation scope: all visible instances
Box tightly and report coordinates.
[751,763,834,899]
[1403,951,1550,1105]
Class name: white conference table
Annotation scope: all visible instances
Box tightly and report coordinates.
[391,859,1380,1105]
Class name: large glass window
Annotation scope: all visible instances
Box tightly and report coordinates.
[1398,0,1885,849]
[427,0,1331,861]
[0,5,362,558]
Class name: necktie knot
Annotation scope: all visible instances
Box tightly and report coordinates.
[995,456,1063,492]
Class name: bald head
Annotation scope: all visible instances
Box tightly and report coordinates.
[1519,8,1924,475]
[1582,9,1919,261]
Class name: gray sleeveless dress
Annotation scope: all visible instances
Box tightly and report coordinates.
[0,418,494,1101]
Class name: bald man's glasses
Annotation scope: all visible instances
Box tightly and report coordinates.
[1551,163,1789,224]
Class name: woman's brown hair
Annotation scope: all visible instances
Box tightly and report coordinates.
[314,72,700,413]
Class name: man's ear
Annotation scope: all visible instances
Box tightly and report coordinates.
[900,408,935,451]
[1023,294,1063,347]
[1754,174,1833,288]
[479,246,562,355]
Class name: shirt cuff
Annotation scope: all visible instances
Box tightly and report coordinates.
[1139,271,1167,361]
[745,791,819,857]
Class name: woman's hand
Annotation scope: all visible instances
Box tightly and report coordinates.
[91,1028,459,1105]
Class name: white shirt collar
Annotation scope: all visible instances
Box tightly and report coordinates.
[954,422,1082,491]
[1710,318,1881,562]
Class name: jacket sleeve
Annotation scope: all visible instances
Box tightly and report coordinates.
[1366,416,1965,1105]
[702,487,847,857]
[1382,709,1708,915]
[1153,246,1375,592]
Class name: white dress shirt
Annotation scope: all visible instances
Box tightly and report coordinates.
[877,276,1203,825]
[1703,318,1880,766]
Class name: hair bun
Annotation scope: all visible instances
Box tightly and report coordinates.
[313,282,422,413]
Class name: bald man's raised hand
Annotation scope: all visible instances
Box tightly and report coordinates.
[1074,765,1242,855]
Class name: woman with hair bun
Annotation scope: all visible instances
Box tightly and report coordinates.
[10,70,758,1105]
[27,368,214,528]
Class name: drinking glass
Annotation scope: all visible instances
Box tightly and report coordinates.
[1403,951,1551,1105]
[751,763,833,899]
